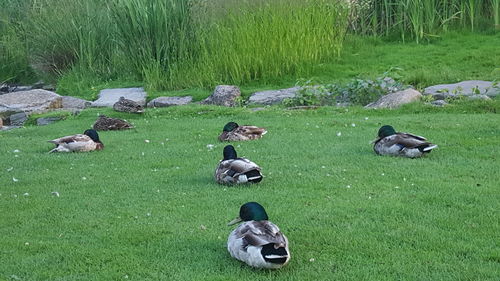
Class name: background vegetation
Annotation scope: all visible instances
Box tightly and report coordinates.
[1,0,499,95]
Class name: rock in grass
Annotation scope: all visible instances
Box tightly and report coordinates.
[248,87,300,105]
[424,80,500,100]
[37,117,62,126]
[91,87,147,107]
[62,96,91,109]
[113,96,144,113]
[431,100,448,107]
[93,114,134,131]
[9,112,28,126]
[0,89,62,114]
[201,85,241,107]
[147,96,192,108]
[365,89,422,109]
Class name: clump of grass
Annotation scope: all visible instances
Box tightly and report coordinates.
[350,0,500,43]
[177,0,349,88]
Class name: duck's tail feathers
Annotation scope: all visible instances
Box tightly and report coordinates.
[261,244,288,264]
[417,144,437,153]
[245,170,263,183]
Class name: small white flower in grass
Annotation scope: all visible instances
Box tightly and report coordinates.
[144,139,150,143]
[381,173,385,176]
[200,225,207,231]
[13,194,18,198]
[52,191,60,197]
[206,144,215,150]
[394,186,400,189]
[25,242,29,246]
[124,275,129,279]
[351,123,356,127]
[160,142,165,145]
[236,144,241,148]
[364,117,369,120]
[309,258,315,262]
[23,193,29,196]
[12,177,18,182]
[13,149,20,153]
[368,196,372,199]
[403,177,407,182]
[146,212,151,217]
[346,185,351,188]
[336,132,342,137]
[315,125,319,128]
[165,138,169,141]
[7,167,13,172]
[82,177,87,180]
[141,152,145,156]
[326,174,331,177]
[14,155,19,158]
[134,216,138,219]
[321,166,326,169]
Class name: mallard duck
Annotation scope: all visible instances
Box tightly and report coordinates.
[113,96,144,113]
[227,202,290,269]
[215,145,263,185]
[93,114,134,131]
[48,129,104,153]
[373,125,437,158]
[219,122,267,142]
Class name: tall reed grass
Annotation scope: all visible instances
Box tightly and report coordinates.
[350,0,500,42]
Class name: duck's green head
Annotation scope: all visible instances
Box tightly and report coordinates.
[84,129,101,143]
[223,145,237,160]
[378,125,396,138]
[223,122,239,132]
[228,202,269,225]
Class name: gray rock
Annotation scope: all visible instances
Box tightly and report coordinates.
[0,84,9,93]
[62,96,91,109]
[424,80,500,99]
[37,117,62,126]
[147,96,192,108]
[248,87,300,105]
[431,100,448,107]
[0,125,21,131]
[9,112,28,126]
[10,86,32,92]
[0,89,62,116]
[113,96,144,113]
[468,94,492,100]
[201,85,241,107]
[365,88,422,109]
[91,87,147,107]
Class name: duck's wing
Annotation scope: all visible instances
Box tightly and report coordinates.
[235,126,267,138]
[386,133,431,148]
[236,221,287,248]
[48,134,91,145]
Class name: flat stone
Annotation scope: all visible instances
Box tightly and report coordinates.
[200,85,240,107]
[0,125,21,131]
[37,117,62,126]
[147,96,193,107]
[0,89,62,116]
[62,96,91,109]
[91,87,147,107]
[9,112,28,126]
[248,87,300,105]
[431,100,448,107]
[468,94,492,100]
[365,88,422,109]
[424,80,500,99]
[10,86,32,92]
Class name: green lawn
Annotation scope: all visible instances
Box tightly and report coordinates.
[1,101,499,280]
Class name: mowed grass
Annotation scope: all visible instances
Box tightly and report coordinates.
[0,103,499,280]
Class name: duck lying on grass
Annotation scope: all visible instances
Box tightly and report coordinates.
[48,129,103,153]
[227,202,290,269]
[219,122,267,141]
[215,145,263,185]
[93,114,133,131]
[373,125,437,158]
